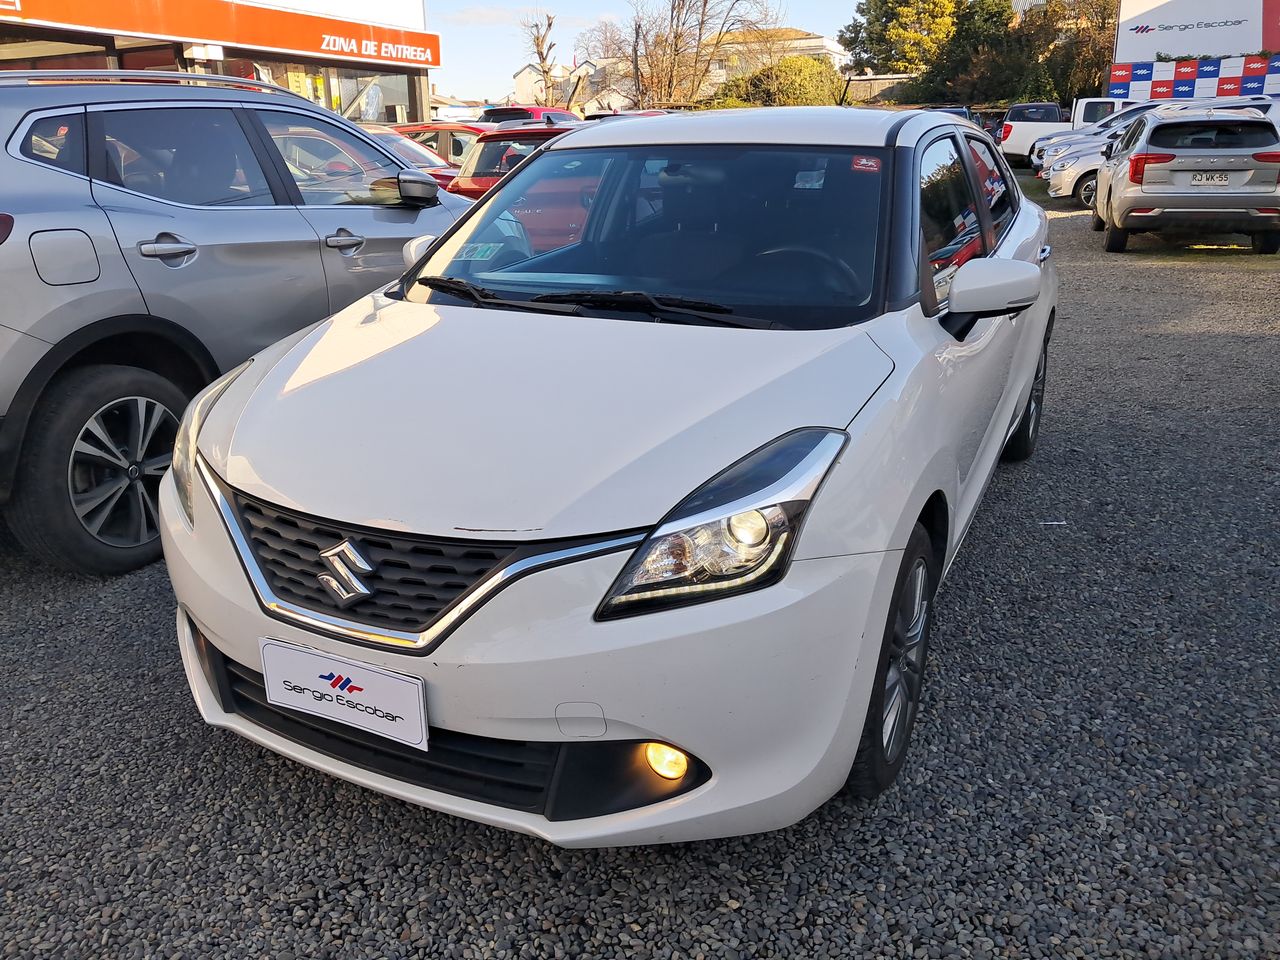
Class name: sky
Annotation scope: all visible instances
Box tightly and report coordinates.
[427,1,852,102]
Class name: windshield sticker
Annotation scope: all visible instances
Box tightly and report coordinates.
[454,242,503,261]
[851,156,882,173]
[794,169,826,189]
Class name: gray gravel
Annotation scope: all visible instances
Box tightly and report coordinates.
[2,192,1278,959]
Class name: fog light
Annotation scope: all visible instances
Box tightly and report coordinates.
[644,742,689,780]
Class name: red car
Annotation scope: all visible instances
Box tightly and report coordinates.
[478,104,579,124]
[393,120,495,167]
[358,123,458,188]
[445,123,580,201]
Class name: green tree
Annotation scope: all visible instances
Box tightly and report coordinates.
[711,55,845,106]
[908,0,1015,101]
[883,0,957,73]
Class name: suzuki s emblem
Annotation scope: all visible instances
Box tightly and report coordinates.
[317,539,374,608]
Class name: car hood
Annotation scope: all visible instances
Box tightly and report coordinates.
[201,294,894,540]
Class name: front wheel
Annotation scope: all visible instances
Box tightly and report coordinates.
[4,365,187,574]
[1074,173,1098,210]
[1002,339,1047,463]
[1251,233,1280,255]
[1103,217,1130,253]
[846,523,938,799]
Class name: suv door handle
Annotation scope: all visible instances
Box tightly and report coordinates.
[139,239,197,258]
[325,233,365,250]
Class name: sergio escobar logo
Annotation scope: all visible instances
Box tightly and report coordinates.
[1132,19,1249,33]
[281,675,405,722]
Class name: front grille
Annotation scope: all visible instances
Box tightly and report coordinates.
[208,644,560,813]
[231,490,519,634]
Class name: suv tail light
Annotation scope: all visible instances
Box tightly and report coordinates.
[1001,123,1013,142]
[0,214,12,246]
[1128,152,1176,184]
[1252,151,1280,163]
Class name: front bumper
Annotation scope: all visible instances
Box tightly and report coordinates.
[160,468,901,847]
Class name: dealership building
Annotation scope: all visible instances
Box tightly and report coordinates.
[0,0,441,121]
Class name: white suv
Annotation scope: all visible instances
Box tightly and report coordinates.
[161,108,1058,846]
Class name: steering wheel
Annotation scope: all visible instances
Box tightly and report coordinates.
[754,245,862,294]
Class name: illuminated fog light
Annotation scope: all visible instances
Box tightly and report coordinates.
[727,509,769,547]
[644,742,689,780]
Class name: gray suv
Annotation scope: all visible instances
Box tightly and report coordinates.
[0,71,468,574]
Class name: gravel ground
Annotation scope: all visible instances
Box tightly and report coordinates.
[2,191,1278,959]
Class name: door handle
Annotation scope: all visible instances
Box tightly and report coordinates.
[1038,244,1052,264]
[325,233,365,250]
[139,239,197,258]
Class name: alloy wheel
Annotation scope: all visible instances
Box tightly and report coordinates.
[1027,345,1047,438]
[881,557,930,764]
[1079,177,1097,209]
[66,396,178,548]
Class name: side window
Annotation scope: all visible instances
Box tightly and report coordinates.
[409,129,444,153]
[98,108,273,206]
[919,137,983,306]
[966,138,1015,242]
[1117,119,1145,155]
[257,110,402,206]
[20,113,87,175]
[449,132,476,163]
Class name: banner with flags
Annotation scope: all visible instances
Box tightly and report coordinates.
[1108,56,1280,99]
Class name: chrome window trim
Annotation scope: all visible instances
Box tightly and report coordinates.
[197,456,644,653]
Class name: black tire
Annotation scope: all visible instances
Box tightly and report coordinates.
[846,523,938,799]
[1103,217,1129,253]
[4,365,188,575]
[1002,338,1047,463]
[1074,173,1097,210]
[1251,233,1280,255]
[1090,206,1105,231]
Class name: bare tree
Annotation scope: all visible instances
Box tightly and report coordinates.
[521,13,558,106]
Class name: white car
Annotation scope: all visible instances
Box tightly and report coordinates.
[160,108,1059,847]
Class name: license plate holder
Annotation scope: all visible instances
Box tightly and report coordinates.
[1190,172,1231,185]
[259,638,429,751]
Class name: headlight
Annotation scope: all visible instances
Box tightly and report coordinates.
[171,361,251,526]
[1051,158,1078,172]
[596,428,847,619]
[1045,145,1069,158]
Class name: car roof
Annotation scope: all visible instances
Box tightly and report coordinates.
[1151,105,1268,122]
[477,124,582,141]
[0,70,310,110]
[549,106,926,149]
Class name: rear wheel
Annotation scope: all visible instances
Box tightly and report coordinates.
[5,365,186,574]
[1074,173,1098,210]
[1103,211,1129,252]
[846,524,937,799]
[1251,233,1280,255]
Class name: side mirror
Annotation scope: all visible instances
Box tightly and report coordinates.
[948,259,1041,318]
[1102,142,1115,160]
[402,234,436,269]
[398,169,440,207]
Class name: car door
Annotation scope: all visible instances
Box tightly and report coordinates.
[916,133,1022,513]
[1098,117,1146,215]
[87,103,329,370]
[247,107,458,313]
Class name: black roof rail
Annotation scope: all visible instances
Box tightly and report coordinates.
[0,70,305,99]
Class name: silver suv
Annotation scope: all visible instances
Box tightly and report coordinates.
[0,71,468,573]
[1094,105,1280,254]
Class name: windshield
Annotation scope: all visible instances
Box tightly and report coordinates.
[458,136,546,179]
[371,132,448,168]
[407,143,888,330]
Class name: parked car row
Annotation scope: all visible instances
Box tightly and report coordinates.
[2,71,1060,846]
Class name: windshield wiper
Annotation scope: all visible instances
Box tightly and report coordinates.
[416,276,579,314]
[529,290,773,329]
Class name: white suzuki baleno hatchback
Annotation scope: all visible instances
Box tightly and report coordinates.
[161,108,1057,847]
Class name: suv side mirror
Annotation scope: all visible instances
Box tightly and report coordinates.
[948,259,1041,318]
[1102,142,1115,160]
[402,234,436,269]
[398,169,440,207]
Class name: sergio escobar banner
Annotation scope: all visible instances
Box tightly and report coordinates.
[1116,0,1280,63]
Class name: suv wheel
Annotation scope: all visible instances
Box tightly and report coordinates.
[1251,233,1280,255]
[1002,338,1047,463]
[1103,211,1130,253]
[846,523,937,799]
[5,365,187,574]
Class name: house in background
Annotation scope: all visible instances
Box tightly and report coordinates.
[705,27,846,91]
